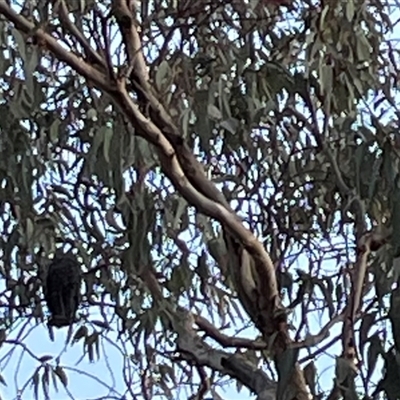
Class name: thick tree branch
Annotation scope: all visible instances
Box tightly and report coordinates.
[176,310,277,399]
[111,0,232,211]
[0,2,306,396]
[127,266,278,398]
[107,3,283,333]
[112,83,280,304]
[0,3,279,305]
[112,0,149,82]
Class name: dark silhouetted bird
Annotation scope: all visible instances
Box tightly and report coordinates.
[44,249,81,328]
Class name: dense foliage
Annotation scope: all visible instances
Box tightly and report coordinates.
[1,0,400,399]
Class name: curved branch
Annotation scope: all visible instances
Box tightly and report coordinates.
[176,318,277,399]
[194,314,267,350]
[293,312,345,349]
